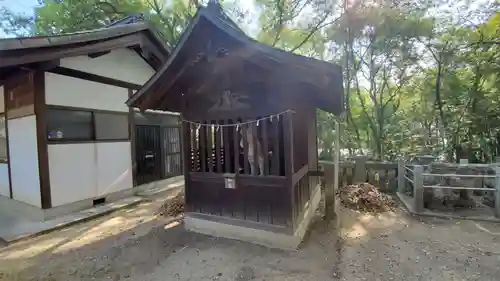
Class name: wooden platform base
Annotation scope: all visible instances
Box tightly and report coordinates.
[184,185,322,250]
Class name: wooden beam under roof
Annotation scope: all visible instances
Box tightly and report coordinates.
[47,66,143,90]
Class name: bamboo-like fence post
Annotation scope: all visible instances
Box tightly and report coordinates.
[397,158,405,194]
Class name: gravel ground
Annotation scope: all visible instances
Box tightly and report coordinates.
[338,209,500,281]
[0,192,499,281]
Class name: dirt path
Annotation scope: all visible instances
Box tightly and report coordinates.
[338,209,500,281]
[0,194,499,281]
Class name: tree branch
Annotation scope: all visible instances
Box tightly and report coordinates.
[289,13,340,52]
[272,0,285,46]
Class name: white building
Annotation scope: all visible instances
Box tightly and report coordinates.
[0,22,178,220]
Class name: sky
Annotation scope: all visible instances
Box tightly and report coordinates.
[0,0,258,15]
[1,0,38,13]
[0,0,495,38]
[0,0,40,37]
[0,0,260,38]
[1,0,39,16]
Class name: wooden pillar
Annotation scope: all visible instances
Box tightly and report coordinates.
[413,165,424,213]
[324,163,336,221]
[33,70,51,209]
[324,119,339,222]
[181,117,192,211]
[333,120,340,200]
[128,90,137,186]
[283,111,295,228]
[308,110,318,194]
[2,81,13,199]
[283,112,294,176]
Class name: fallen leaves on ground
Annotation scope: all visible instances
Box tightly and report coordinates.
[157,191,185,217]
[338,183,396,213]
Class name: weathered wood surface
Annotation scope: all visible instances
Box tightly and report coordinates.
[187,172,291,226]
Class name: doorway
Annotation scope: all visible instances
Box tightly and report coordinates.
[134,111,182,185]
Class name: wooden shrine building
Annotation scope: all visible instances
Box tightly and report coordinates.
[127,2,344,249]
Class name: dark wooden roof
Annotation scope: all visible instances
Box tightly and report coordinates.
[126,3,344,115]
[0,21,170,82]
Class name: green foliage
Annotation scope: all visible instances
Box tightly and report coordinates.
[29,0,199,47]
[1,0,244,45]
[1,0,499,162]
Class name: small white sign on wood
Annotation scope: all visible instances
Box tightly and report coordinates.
[224,173,236,189]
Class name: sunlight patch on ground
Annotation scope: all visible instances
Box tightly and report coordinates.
[474,222,500,236]
[339,209,406,243]
[166,194,178,200]
[164,220,181,230]
[0,198,174,267]
[358,212,401,229]
[54,215,156,252]
[0,236,67,260]
[343,221,369,239]
[0,205,162,263]
[167,181,184,189]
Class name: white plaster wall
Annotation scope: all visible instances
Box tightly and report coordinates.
[45,73,129,112]
[96,142,133,196]
[48,143,97,207]
[48,142,133,206]
[60,49,155,85]
[0,164,9,197]
[9,116,41,207]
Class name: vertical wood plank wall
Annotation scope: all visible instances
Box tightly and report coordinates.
[185,115,295,228]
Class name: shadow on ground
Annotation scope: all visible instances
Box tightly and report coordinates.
[0,195,499,281]
[0,201,344,281]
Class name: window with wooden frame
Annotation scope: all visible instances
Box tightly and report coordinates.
[47,108,93,141]
[94,112,129,141]
[46,107,129,142]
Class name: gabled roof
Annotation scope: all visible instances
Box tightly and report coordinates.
[0,21,170,81]
[126,2,344,115]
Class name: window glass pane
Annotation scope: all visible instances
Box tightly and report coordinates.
[0,115,7,160]
[95,113,129,140]
[47,109,93,141]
